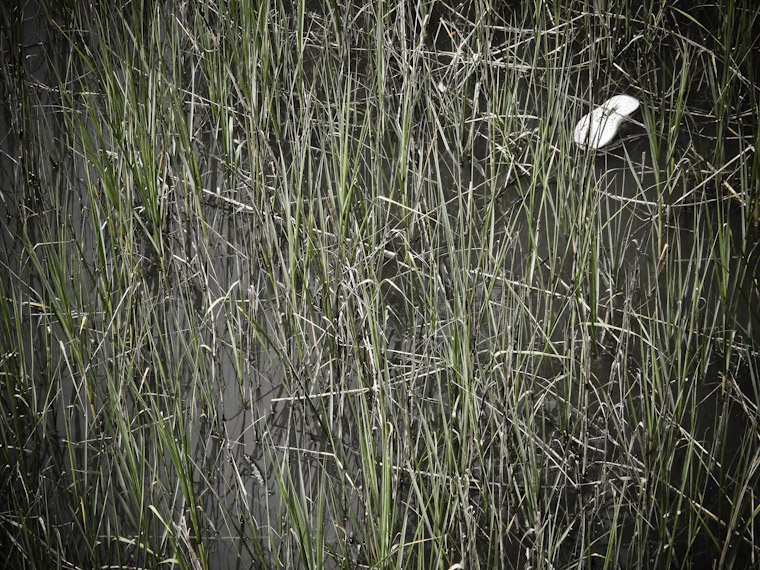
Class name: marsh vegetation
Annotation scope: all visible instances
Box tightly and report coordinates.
[1,0,759,568]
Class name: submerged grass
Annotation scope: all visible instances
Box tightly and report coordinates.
[1,0,759,568]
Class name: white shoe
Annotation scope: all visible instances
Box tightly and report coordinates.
[574,95,640,149]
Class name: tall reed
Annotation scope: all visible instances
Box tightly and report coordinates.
[1,1,758,569]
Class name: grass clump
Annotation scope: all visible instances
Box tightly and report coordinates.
[1,0,759,568]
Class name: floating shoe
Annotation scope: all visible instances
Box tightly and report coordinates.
[574,95,640,149]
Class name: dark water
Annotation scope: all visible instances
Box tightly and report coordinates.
[3,2,759,569]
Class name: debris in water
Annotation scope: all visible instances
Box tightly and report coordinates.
[574,95,640,149]
[244,453,265,487]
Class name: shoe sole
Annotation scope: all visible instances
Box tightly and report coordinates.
[574,95,640,149]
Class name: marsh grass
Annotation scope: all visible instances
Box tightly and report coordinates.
[1,0,759,568]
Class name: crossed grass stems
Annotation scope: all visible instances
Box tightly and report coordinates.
[1,0,759,568]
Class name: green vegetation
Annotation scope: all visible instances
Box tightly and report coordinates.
[1,0,758,568]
